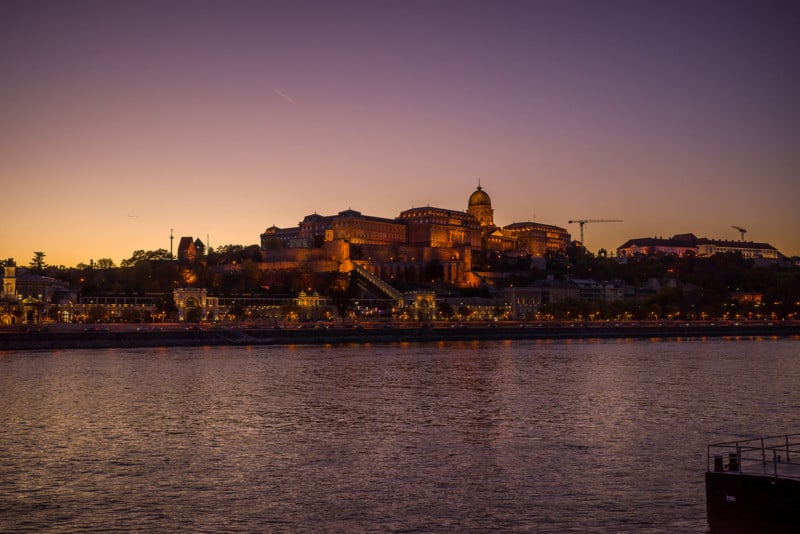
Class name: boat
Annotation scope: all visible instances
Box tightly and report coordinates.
[706,433,800,533]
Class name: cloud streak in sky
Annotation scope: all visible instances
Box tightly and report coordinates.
[272,87,297,107]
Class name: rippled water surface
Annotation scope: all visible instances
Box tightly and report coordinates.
[2,338,799,532]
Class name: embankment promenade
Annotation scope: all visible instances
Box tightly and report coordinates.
[2,321,798,351]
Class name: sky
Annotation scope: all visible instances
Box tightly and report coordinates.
[1,0,799,268]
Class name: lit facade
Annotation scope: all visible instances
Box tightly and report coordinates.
[331,209,407,245]
[1,260,79,324]
[260,186,570,287]
[398,206,482,248]
[503,222,572,256]
[3,260,16,297]
[696,239,780,259]
[262,209,406,249]
[174,287,219,321]
[617,233,781,259]
[466,185,494,228]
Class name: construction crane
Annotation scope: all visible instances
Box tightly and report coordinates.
[732,225,747,241]
[568,219,623,247]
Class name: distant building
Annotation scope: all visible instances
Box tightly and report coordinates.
[194,238,206,257]
[2,259,16,297]
[616,234,700,257]
[502,221,571,256]
[616,233,781,259]
[695,238,780,259]
[1,259,77,324]
[262,209,407,249]
[177,237,197,263]
[466,185,495,228]
[260,186,570,289]
[174,287,219,322]
[506,278,626,320]
[398,206,482,248]
[177,237,206,263]
[1,262,74,303]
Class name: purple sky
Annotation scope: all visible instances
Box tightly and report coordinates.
[2,0,798,267]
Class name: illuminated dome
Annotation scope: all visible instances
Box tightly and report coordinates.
[468,186,491,207]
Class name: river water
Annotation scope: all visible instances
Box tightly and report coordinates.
[1,337,798,533]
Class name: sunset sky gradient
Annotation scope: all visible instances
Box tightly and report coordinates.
[2,0,798,267]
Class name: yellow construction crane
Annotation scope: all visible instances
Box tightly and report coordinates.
[732,225,747,241]
[568,219,623,246]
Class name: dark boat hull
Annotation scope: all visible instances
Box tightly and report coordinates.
[706,471,800,533]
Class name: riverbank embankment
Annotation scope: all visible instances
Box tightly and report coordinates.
[2,322,798,351]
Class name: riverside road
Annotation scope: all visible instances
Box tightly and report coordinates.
[2,321,798,351]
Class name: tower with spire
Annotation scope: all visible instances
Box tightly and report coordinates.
[2,259,17,297]
[466,180,495,229]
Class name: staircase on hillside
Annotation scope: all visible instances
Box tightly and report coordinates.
[349,262,403,301]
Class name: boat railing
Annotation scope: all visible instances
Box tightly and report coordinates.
[708,433,800,480]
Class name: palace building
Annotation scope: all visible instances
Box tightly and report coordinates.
[260,186,571,289]
[616,233,781,259]
[262,209,407,249]
[503,221,572,256]
[398,206,482,248]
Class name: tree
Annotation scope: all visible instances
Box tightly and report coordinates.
[87,305,108,323]
[185,307,203,323]
[329,273,353,318]
[240,259,262,291]
[213,244,245,264]
[121,308,141,322]
[437,301,453,319]
[229,303,246,320]
[121,249,172,268]
[95,258,116,269]
[30,251,47,273]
